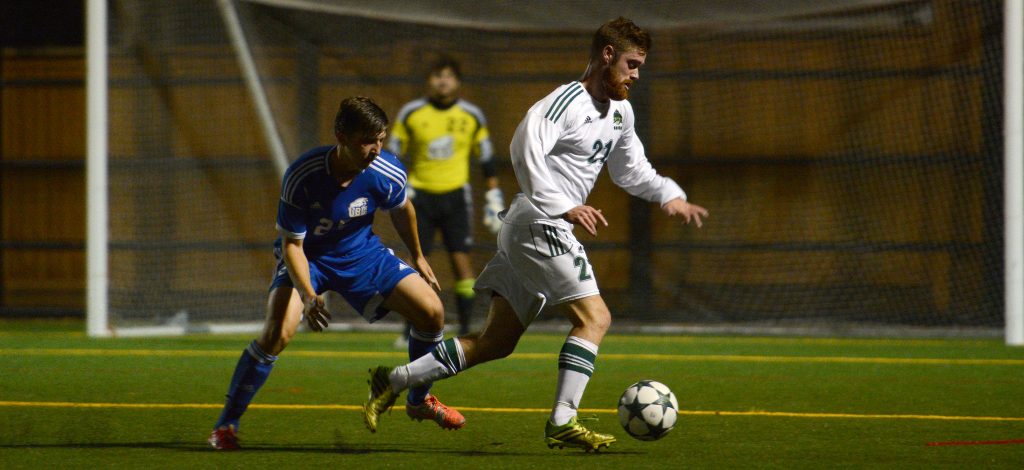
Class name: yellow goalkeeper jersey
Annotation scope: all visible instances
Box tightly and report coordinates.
[388,98,494,193]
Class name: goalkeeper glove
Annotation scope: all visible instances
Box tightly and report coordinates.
[482,188,505,235]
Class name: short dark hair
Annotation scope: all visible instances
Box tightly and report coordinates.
[589,17,651,61]
[428,54,462,80]
[334,96,388,138]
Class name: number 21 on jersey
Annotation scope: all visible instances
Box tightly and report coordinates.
[589,139,612,164]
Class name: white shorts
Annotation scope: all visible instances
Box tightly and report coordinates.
[475,219,600,327]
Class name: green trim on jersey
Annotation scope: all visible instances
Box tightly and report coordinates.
[545,83,584,123]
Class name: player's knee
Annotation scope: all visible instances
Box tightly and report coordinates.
[258,317,298,355]
[257,328,292,355]
[420,295,445,331]
[583,308,612,334]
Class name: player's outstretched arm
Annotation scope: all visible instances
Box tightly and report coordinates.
[564,205,609,237]
[389,202,442,293]
[281,237,331,331]
[661,198,708,228]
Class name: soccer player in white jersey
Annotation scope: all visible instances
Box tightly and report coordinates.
[362,18,708,451]
[208,97,465,451]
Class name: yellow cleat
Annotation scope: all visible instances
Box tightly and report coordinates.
[362,366,399,433]
[544,416,616,452]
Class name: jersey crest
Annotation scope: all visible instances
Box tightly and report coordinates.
[348,197,369,218]
[427,135,455,160]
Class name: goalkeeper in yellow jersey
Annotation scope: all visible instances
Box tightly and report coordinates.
[388,55,504,340]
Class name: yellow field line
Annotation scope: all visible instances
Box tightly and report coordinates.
[2,348,1022,366]
[0,349,403,359]
[601,336,999,347]
[0,331,1002,349]
[173,334,1001,348]
[594,354,1024,366]
[1,401,1021,422]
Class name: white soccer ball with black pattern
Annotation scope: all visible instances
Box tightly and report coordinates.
[617,380,679,441]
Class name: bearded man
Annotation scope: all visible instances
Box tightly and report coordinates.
[362,17,708,452]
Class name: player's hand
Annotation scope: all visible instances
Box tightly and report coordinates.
[482,188,505,235]
[301,293,331,332]
[564,205,608,236]
[662,198,708,228]
[413,256,442,293]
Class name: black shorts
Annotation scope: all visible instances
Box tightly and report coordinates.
[412,185,473,254]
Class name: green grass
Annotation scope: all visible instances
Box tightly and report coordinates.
[2,318,1023,468]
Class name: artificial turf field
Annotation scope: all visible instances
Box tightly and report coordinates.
[1,319,1022,468]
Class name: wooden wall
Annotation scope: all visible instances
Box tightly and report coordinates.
[2,50,87,311]
[0,3,999,323]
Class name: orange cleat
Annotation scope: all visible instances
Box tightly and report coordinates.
[208,425,240,450]
[406,394,466,430]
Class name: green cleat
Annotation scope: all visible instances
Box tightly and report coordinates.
[362,366,399,433]
[544,416,616,452]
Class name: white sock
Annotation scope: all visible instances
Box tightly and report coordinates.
[389,337,465,392]
[550,336,598,426]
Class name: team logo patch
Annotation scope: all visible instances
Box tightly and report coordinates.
[613,110,623,130]
[427,135,455,160]
[349,197,369,217]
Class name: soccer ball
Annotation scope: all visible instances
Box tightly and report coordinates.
[617,380,679,441]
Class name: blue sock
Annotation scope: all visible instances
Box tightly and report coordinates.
[406,327,443,405]
[214,340,277,430]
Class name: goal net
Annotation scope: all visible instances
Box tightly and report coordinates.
[95,0,1007,337]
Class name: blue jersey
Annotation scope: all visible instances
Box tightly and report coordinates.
[275,145,408,263]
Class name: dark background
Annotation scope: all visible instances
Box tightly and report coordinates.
[2,1,84,47]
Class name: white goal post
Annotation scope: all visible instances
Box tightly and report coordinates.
[86,0,109,337]
[1005,0,1024,346]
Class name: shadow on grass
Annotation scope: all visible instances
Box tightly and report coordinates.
[0,441,643,457]
[0,441,400,454]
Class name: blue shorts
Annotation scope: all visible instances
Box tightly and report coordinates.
[269,246,417,323]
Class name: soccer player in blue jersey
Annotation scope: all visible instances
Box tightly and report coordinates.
[208,97,465,451]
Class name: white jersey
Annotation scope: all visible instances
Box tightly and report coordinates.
[503,81,685,225]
